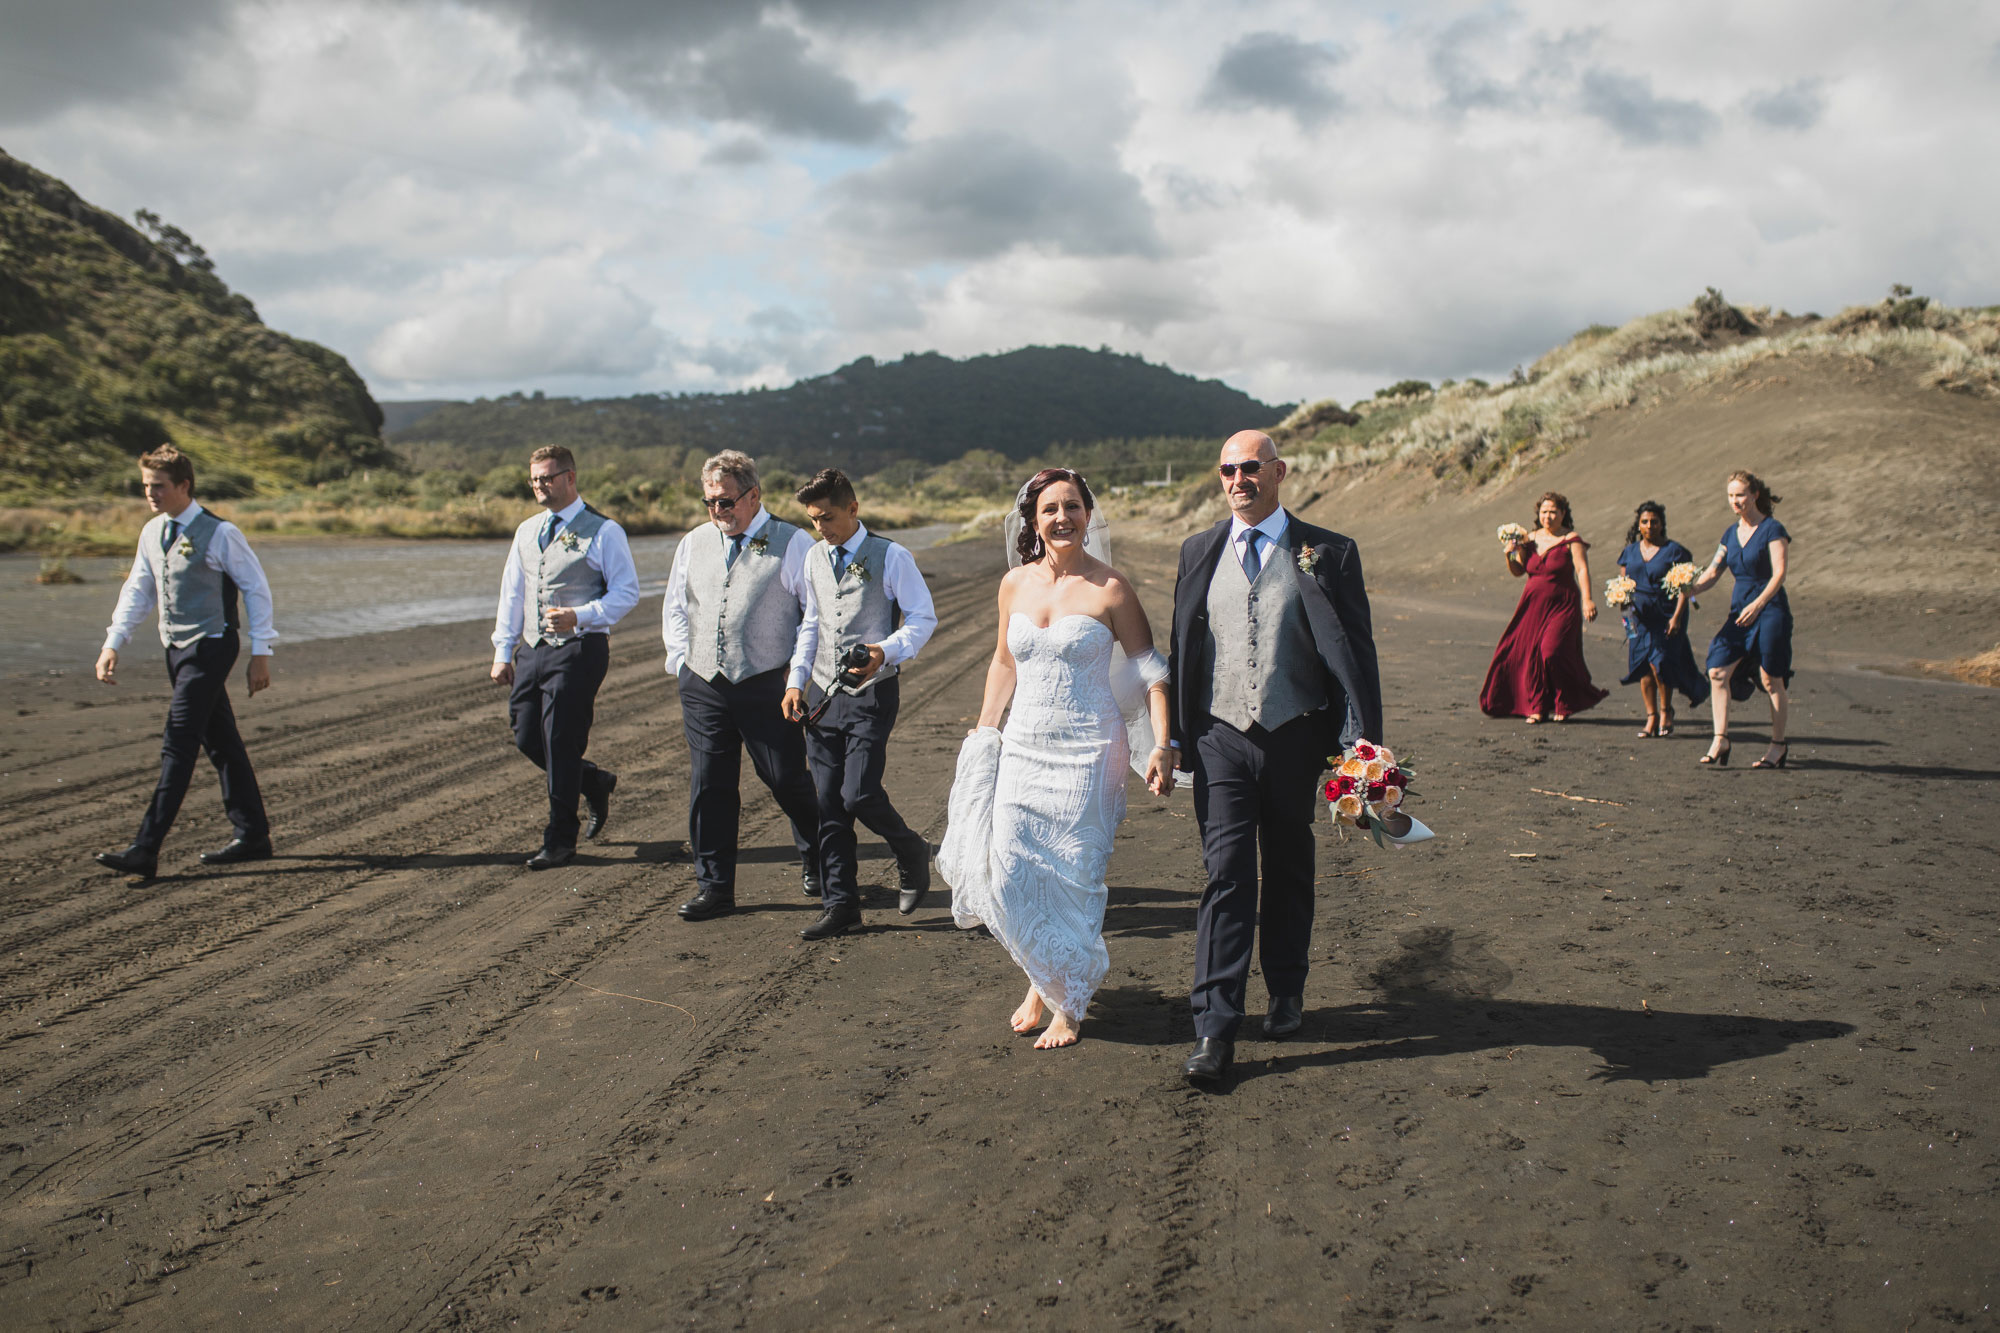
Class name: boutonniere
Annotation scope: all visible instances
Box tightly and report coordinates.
[557,530,584,552]
[1296,545,1322,574]
[848,557,872,584]
[747,534,770,556]
[175,537,196,558]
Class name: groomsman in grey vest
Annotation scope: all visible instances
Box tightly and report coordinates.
[93,445,276,880]
[788,468,939,940]
[662,450,823,922]
[1168,430,1386,1087]
[491,446,640,870]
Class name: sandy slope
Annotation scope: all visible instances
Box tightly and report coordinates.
[0,533,1994,1330]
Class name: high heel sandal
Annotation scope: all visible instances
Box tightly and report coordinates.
[1700,736,1731,766]
[1637,713,1661,738]
[1661,708,1676,736]
[1752,741,1790,769]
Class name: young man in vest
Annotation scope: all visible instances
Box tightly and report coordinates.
[93,445,277,880]
[661,450,823,922]
[491,445,641,869]
[787,468,939,940]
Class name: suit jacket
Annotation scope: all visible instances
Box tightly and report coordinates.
[1169,514,1384,754]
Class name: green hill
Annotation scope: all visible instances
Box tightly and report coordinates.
[388,346,1290,477]
[0,147,393,502]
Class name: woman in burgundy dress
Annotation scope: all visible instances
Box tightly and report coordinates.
[1480,491,1608,722]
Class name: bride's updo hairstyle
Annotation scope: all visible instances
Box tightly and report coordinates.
[1727,469,1781,515]
[1015,467,1095,564]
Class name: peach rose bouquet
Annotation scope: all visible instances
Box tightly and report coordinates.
[1323,740,1424,848]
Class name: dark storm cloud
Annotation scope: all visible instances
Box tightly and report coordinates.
[1202,31,1346,128]
[1745,79,1827,130]
[476,0,905,143]
[1579,69,1719,146]
[702,135,772,167]
[826,132,1160,262]
[0,0,238,122]
[1428,15,1593,113]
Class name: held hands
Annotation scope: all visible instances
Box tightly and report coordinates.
[245,656,271,697]
[95,647,118,685]
[781,687,806,722]
[1143,745,1173,796]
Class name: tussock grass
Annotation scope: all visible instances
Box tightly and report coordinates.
[1272,297,2000,489]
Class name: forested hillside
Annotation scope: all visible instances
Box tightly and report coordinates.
[388,345,1289,476]
[0,148,394,502]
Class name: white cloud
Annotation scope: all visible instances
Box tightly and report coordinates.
[3,0,1998,407]
[368,252,664,383]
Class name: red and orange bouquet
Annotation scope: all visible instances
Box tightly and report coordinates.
[1323,740,1418,847]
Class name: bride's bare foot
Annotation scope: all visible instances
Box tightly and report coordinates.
[1010,987,1046,1033]
[1034,1010,1080,1049]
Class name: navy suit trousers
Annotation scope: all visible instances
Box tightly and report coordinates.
[677,665,819,895]
[135,631,269,851]
[510,635,610,849]
[1188,710,1335,1041]
[804,676,926,912]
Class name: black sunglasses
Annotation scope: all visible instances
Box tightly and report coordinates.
[704,490,748,511]
[1217,460,1273,478]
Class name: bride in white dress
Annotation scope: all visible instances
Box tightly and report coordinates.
[938,469,1173,1049]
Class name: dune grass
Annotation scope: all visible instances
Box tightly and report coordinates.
[1271,295,2000,487]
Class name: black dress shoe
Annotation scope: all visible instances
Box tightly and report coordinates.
[800,904,861,940]
[801,863,824,898]
[678,887,735,921]
[583,772,617,840]
[525,845,575,871]
[896,850,932,915]
[199,836,273,866]
[94,845,158,879]
[1182,1038,1233,1086]
[1263,995,1303,1038]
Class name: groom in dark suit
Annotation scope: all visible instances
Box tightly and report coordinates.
[1168,430,1384,1086]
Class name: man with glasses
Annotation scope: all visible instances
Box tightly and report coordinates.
[661,450,823,921]
[491,445,640,869]
[1168,430,1385,1087]
[92,445,278,881]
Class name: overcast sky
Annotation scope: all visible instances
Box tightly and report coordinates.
[3,0,1996,407]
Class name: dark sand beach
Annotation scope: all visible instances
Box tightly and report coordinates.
[2,535,1994,1329]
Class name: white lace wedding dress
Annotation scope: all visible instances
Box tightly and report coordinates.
[941,613,1163,1023]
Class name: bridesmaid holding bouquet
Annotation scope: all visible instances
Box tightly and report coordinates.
[1616,501,1708,736]
[1688,471,1793,768]
[1480,492,1608,723]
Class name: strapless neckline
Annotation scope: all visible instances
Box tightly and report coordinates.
[1009,611,1112,636]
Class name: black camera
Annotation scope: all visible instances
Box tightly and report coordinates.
[836,643,874,689]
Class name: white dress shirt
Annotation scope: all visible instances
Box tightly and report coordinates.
[826,522,938,667]
[491,496,642,664]
[1227,506,1292,577]
[104,501,278,656]
[660,506,820,690]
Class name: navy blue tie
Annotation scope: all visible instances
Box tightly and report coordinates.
[161,519,180,554]
[538,514,559,552]
[726,534,745,569]
[1241,530,1263,581]
[833,546,849,580]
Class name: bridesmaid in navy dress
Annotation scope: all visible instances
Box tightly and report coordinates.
[1688,471,1792,768]
[1617,501,1708,737]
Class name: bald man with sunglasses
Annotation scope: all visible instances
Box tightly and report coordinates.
[661,449,823,922]
[1168,430,1386,1087]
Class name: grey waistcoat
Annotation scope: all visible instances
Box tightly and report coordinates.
[682,518,805,683]
[1201,525,1326,733]
[807,533,901,692]
[146,510,238,649]
[526,507,611,647]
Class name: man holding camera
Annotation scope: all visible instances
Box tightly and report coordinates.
[787,468,938,940]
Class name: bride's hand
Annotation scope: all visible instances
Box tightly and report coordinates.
[1144,745,1173,795]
